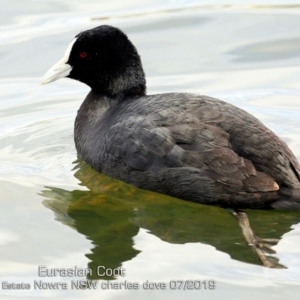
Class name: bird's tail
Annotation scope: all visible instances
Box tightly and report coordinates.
[272,188,300,209]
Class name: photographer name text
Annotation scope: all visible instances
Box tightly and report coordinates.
[1,265,216,291]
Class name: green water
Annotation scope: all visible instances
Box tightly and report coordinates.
[41,161,300,281]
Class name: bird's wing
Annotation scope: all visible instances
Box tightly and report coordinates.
[104,115,278,194]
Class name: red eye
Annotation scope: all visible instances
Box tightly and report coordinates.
[79,52,88,58]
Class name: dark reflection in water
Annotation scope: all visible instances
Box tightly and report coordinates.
[41,161,300,280]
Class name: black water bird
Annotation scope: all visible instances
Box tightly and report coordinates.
[42,25,300,268]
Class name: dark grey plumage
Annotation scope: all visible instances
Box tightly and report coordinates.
[75,91,300,209]
[42,25,300,210]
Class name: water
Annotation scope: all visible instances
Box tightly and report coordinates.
[1,0,300,299]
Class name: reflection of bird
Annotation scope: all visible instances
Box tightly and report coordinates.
[41,181,140,281]
[42,25,300,268]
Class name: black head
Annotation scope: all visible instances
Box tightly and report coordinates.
[42,25,146,97]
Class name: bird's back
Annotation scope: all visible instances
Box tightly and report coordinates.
[74,92,300,209]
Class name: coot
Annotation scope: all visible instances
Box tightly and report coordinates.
[42,25,300,267]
